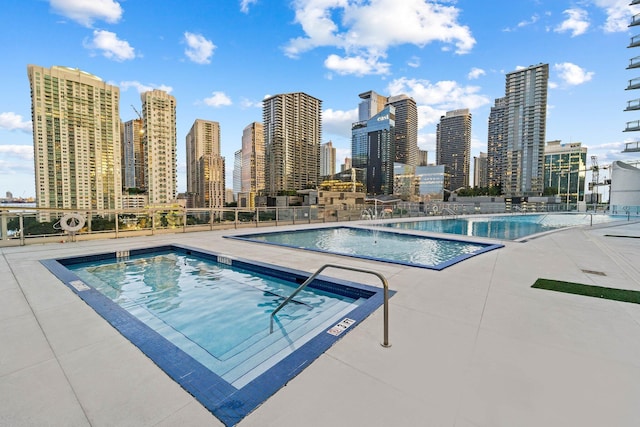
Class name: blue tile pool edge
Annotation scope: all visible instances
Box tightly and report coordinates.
[225,226,504,271]
[41,244,391,426]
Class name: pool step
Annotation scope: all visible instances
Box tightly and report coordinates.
[219,298,361,386]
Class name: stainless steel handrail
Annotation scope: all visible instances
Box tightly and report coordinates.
[269,263,391,348]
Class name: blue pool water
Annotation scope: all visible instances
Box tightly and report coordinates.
[379,213,623,240]
[228,226,503,270]
[42,245,386,426]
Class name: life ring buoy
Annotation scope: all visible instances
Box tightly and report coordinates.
[60,213,85,232]
[432,205,439,213]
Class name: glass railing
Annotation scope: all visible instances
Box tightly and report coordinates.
[0,202,600,246]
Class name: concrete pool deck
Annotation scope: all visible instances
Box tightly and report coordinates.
[2,218,640,426]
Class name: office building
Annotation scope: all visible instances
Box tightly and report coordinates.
[503,63,549,197]
[27,65,122,219]
[436,109,471,191]
[415,165,450,202]
[122,118,145,191]
[487,96,507,189]
[186,119,225,208]
[141,89,177,205]
[352,106,395,195]
[263,92,322,195]
[543,140,587,204]
[358,90,387,122]
[320,141,336,177]
[240,122,265,196]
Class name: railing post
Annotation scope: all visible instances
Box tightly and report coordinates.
[19,214,25,246]
[269,263,391,348]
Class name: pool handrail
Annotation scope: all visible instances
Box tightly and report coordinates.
[269,263,391,348]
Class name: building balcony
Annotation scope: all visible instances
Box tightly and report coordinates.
[623,141,640,152]
[628,56,640,69]
[629,35,640,48]
[624,120,640,132]
[626,77,640,90]
[625,99,640,111]
[631,13,640,27]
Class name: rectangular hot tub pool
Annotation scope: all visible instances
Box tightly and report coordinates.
[41,244,388,426]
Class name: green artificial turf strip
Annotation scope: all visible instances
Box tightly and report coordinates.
[532,278,640,304]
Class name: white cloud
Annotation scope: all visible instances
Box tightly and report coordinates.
[85,30,135,61]
[240,0,259,13]
[407,56,421,68]
[554,62,594,85]
[555,8,590,37]
[504,14,540,32]
[386,77,491,129]
[119,81,173,94]
[240,98,263,108]
[50,0,123,27]
[0,145,33,160]
[323,108,358,137]
[467,67,485,80]
[592,0,632,33]
[0,112,32,132]
[184,32,216,64]
[284,0,475,76]
[324,54,390,76]
[203,92,232,107]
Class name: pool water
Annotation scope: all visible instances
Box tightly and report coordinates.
[42,245,386,426]
[69,251,364,386]
[379,214,622,240]
[229,226,503,270]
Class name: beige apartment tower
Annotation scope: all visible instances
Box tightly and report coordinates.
[241,122,265,194]
[27,65,122,219]
[263,92,322,195]
[141,89,177,205]
[186,119,225,208]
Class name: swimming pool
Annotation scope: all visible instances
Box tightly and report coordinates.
[378,213,624,240]
[41,244,387,426]
[228,226,503,270]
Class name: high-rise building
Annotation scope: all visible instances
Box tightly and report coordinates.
[263,92,322,195]
[141,89,177,205]
[543,140,587,204]
[352,106,395,195]
[474,152,488,188]
[418,150,429,166]
[387,94,418,167]
[487,96,507,189]
[436,109,471,191]
[27,65,122,219]
[320,141,336,177]
[341,157,352,172]
[122,118,145,191]
[358,90,387,122]
[233,149,242,197]
[503,63,549,197]
[241,122,265,194]
[186,119,225,208]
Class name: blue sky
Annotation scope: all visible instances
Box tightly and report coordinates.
[1,0,638,199]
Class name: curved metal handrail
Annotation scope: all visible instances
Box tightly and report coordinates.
[269,263,391,348]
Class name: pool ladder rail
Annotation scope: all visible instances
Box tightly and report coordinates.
[269,263,391,348]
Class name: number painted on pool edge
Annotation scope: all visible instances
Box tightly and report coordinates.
[217,255,232,265]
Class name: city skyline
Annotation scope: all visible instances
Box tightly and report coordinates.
[1,0,638,198]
